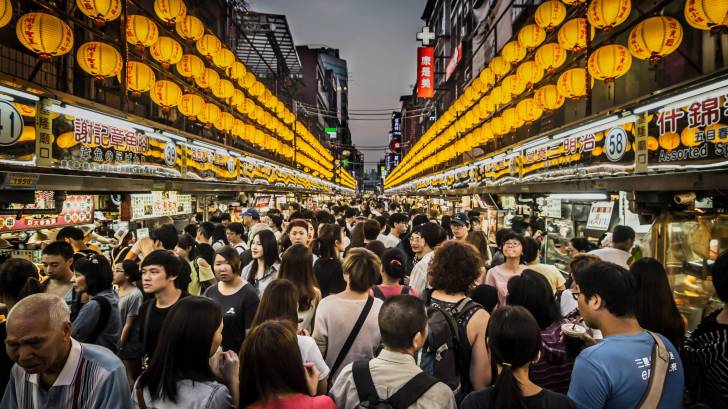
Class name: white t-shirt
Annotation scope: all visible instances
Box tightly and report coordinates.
[298,335,330,380]
[409,251,435,297]
[379,233,401,248]
[588,247,631,269]
[561,289,578,316]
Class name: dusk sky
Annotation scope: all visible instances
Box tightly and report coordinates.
[249,0,425,170]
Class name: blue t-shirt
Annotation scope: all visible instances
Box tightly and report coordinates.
[567,331,684,409]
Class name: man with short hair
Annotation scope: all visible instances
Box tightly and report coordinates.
[408,222,446,296]
[40,242,76,309]
[382,213,408,248]
[344,207,358,236]
[588,225,635,269]
[226,222,247,254]
[125,224,179,261]
[56,226,97,255]
[1,293,131,408]
[195,221,215,245]
[362,219,381,245]
[450,213,470,241]
[241,209,260,242]
[331,295,456,409]
[220,213,231,227]
[136,250,189,361]
[568,261,684,409]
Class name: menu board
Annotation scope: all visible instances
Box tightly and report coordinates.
[586,201,615,231]
[131,191,192,220]
[252,195,272,209]
[0,193,93,231]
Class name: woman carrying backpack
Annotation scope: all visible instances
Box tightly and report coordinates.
[424,240,491,401]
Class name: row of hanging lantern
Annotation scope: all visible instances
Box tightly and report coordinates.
[386,0,693,189]
[9,0,343,182]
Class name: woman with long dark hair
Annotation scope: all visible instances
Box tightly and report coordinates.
[176,233,216,296]
[133,296,239,408]
[630,258,686,350]
[251,279,330,393]
[211,223,229,251]
[239,320,335,409]
[70,253,122,353]
[241,229,280,295]
[279,244,321,334]
[507,270,575,394]
[204,246,260,353]
[311,224,347,297]
[461,305,576,409]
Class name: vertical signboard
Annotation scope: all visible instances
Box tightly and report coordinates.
[35,99,53,167]
[417,47,435,99]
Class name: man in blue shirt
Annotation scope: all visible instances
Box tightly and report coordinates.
[568,261,684,409]
[2,293,131,409]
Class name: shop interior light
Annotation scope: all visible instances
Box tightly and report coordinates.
[0,94,13,102]
[549,193,608,200]
[192,140,228,154]
[517,137,551,152]
[550,115,620,141]
[0,85,40,102]
[634,79,728,114]
[48,103,155,134]
[160,131,188,142]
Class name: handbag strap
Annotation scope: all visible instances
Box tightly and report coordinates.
[352,360,379,404]
[387,372,439,409]
[136,385,148,409]
[636,331,670,409]
[328,296,374,385]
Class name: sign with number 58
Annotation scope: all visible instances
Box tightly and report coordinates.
[605,127,628,162]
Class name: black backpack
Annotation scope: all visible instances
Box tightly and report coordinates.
[352,360,438,409]
[372,285,411,300]
[88,296,111,344]
[420,292,481,401]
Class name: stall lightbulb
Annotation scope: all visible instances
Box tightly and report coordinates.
[549,193,608,200]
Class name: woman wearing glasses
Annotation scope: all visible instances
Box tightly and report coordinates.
[483,231,526,307]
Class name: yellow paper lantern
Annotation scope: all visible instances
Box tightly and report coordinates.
[229,61,247,81]
[488,56,510,78]
[76,41,122,80]
[517,98,544,123]
[587,0,631,31]
[680,127,700,147]
[562,0,587,5]
[150,80,182,111]
[198,102,221,125]
[16,12,74,61]
[150,36,183,68]
[518,24,547,51]
[126,15,158,50]
[502,41,526,65]
[707,124,728,143]
[558,18,595,52]
[240,71,256,89]
[628,16,683,63]
[176,54,205,78]
[658,132,680,151]
[491,116,507,136]
[196,34,222,60]
[0,0,11,29]
[178,93,204,118]
[535,84,565,111]
[557,68,593,100]
[212,78,234,100]
[154,0,186,24]
[175,15,204,41]
[535,0,567,31]
[214,111,235,132]
[478,123,493,143]
[503,107,524,131]
[685,0,728,32]
[213,48,235,69]
[535,43,567,73]
[502,74,526,97]
[195,67,220,89]
[479,67,495,91]
[56,131,77,149]
[125,61,156,96]
[588,44,632,82]
[232,118,245,137]
[250,81,265,97]
[231,88,245,108]
[14,103,36,117]
[76,0,121,25]
[516,60,545,88]
[479,93,496,116]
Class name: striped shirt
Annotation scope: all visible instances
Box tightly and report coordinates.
[684,310,728,408]
[530,321,575,394]
[0,338,131,409]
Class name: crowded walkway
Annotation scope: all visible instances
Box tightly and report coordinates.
[0,199,726,409]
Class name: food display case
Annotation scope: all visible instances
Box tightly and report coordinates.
[651,213,728,330]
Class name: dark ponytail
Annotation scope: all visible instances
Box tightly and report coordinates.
[486,305,542,409]
[177,233,198,260]
[0,258,42,303]
[381,247,406,280]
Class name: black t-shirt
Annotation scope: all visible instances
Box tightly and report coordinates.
[461,387,576,409]
[0,321,11,396]
[138,291,189,360]
[203,283,259,352]
[314,257,346,298]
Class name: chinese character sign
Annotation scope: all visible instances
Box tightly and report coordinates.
[417,47,435,99]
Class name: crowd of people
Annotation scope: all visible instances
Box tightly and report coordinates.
[0,199,726,409]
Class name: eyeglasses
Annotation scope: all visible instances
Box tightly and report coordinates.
[503,240,522,248]
[571,291,581,301]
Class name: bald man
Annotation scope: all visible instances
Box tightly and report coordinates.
[1,294,131,409]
